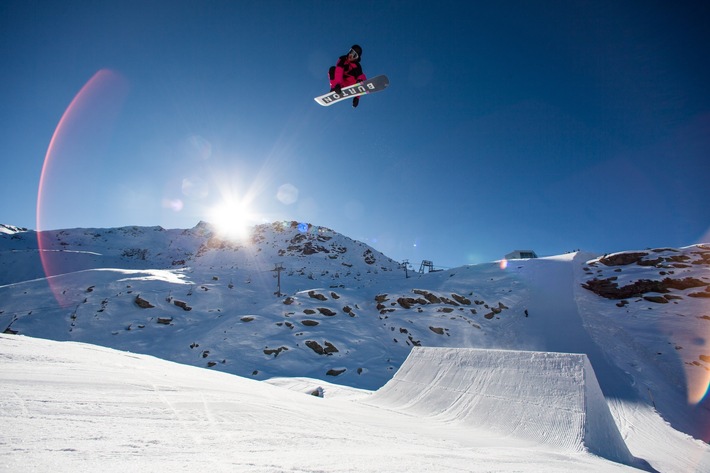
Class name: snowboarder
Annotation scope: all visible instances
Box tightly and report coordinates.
[329,45,366,108]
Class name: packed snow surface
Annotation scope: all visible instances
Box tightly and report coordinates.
[1,222,710,471]
[367,347,635,465]
[0,335,655,472]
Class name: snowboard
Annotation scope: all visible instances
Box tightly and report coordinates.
[314,74,389,106]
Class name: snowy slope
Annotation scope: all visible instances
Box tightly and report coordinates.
[1,222,710,471]
[0,334,655,472]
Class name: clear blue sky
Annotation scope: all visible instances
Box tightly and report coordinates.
[2,1,709,266]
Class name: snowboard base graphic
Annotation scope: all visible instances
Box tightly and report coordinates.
[314,75,389,106]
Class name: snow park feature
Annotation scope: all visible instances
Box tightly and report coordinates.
[366,347,639,467]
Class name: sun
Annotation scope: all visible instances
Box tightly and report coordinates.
[208,200,256,240]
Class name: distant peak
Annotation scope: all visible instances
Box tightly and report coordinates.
[194,221,213,229]
[0,224,29,234]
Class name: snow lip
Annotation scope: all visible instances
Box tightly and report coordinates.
[368,346,638,467]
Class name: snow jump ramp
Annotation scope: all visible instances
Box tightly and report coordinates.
[368,347,635,466]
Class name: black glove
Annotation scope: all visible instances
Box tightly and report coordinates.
[333,84,342,95]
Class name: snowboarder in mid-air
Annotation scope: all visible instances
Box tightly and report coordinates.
[314,45,387,107]
[329,44,366,108]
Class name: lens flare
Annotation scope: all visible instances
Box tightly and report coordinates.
[37,69,128,306]
[687,368,710,406]
[685,235,710,407]
[182,177,209,199]
[187,134,212,160]
[686,291,710,407]
[276,183,299,205]
[162,198,184,212]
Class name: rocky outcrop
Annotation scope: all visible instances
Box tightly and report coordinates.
[134,295,155,309]
[305,340,339,356]
[264,346,288,357]
[173,300,192,311]
[582,276,708,300]
[308,291,327,301]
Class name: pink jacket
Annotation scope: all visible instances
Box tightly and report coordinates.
[330,55,366,89]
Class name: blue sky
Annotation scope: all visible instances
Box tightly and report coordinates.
[1,1,709,266]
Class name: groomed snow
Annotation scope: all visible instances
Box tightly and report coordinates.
[1,334,647,472]
[367,347,636,465]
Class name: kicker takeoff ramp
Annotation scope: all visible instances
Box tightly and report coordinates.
[368,347,635,466]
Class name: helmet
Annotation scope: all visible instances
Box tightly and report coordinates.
[349,44,362,60]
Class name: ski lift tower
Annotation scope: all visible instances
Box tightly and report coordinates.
[272,263,285,296]
[419,260,435,273]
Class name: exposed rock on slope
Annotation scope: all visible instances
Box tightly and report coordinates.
[582,246,710,301]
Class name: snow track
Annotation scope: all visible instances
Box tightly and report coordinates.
[367,346,637,466]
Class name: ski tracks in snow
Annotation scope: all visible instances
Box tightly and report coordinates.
[519,255,636,400]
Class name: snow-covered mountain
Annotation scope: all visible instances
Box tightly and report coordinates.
[1,221,709,471]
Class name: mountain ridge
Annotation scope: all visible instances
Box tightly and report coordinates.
[1,221,710,444]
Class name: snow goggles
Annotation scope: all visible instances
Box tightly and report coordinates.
[348,48,359,60]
